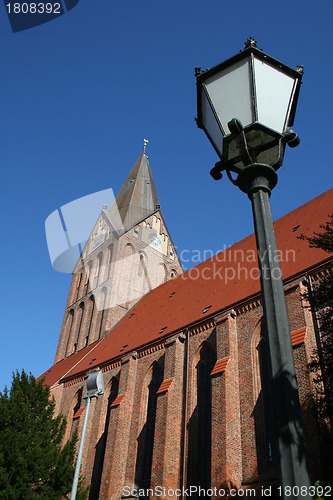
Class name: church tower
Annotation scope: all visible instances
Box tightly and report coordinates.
[54,148,182,363]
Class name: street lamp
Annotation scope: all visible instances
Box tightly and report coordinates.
[196,38,310,497]
[70,370,104,500]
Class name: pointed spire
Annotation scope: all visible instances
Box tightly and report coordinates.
[109,148,160,231]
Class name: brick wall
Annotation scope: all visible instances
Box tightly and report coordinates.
[50,280,323,498]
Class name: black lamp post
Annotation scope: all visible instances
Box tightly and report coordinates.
[196,38,311,497]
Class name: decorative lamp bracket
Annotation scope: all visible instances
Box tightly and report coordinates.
[210,119,300,191]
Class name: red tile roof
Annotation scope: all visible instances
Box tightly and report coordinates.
[41,189,333,387]
[38,340,101,387]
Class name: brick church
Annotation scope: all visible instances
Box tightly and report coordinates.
[41,148,333,498]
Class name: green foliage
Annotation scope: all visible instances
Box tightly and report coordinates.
[0,370,86,499]
[314,480,333,500]
[302,216,333,410]
[301,215,333,479]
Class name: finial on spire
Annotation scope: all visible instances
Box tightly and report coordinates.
[143,138,149,152]
[244,37,257,49]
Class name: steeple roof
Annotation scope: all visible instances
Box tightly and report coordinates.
[109,151,160,231]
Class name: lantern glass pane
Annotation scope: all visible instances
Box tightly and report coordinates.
[205,58,253,135]
[201,87,223,155]
[253,57,295,134]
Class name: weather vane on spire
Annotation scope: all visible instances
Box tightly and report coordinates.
[144,138,149,152]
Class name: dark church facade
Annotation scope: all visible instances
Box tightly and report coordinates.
[41,150,333,498]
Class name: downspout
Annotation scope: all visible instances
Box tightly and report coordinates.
[181,328,189,498]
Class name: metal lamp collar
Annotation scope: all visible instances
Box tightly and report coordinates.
[210,119,300,197]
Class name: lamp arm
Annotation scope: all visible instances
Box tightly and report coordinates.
[271,129,300,170]
[210,119,300,183]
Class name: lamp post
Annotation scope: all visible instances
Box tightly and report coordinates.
[70,370,104,500]
[195,38,311,497]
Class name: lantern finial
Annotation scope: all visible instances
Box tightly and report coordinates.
[244,37,257,49]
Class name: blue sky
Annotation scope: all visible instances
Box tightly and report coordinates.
[0,0,332,391]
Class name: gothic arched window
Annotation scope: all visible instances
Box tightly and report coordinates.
[95,252,103,287]
[69,387,83,440]
[252,321,276,473]
[187,344,216,490]
[107,244,113,279]
[258,335,276,468]
[85,260,93,293]
[64,309,74,357]
[90,376,119,499]
[98,288,107,339]
[135,363,163,489]
[74,270,83,302]
[75,302,84,352]
[85,295,95,347]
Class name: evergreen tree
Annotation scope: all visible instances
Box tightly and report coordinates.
[0,370,86,499]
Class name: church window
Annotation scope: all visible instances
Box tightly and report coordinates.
[98,288,107,339]
[75,270,83,302]
[258,336,276,467]
[135,363,163,489]
[85,261,93,292]
[252,322,276,474]
[85,295,95,346]
[90,377,119,499]
[70,388,83,439]
[138,254,144,277]
[187,345,216,490]
[65,309,74,354]
[75,302,84,350]
[107,244,113,279]
[95,252,103,286]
